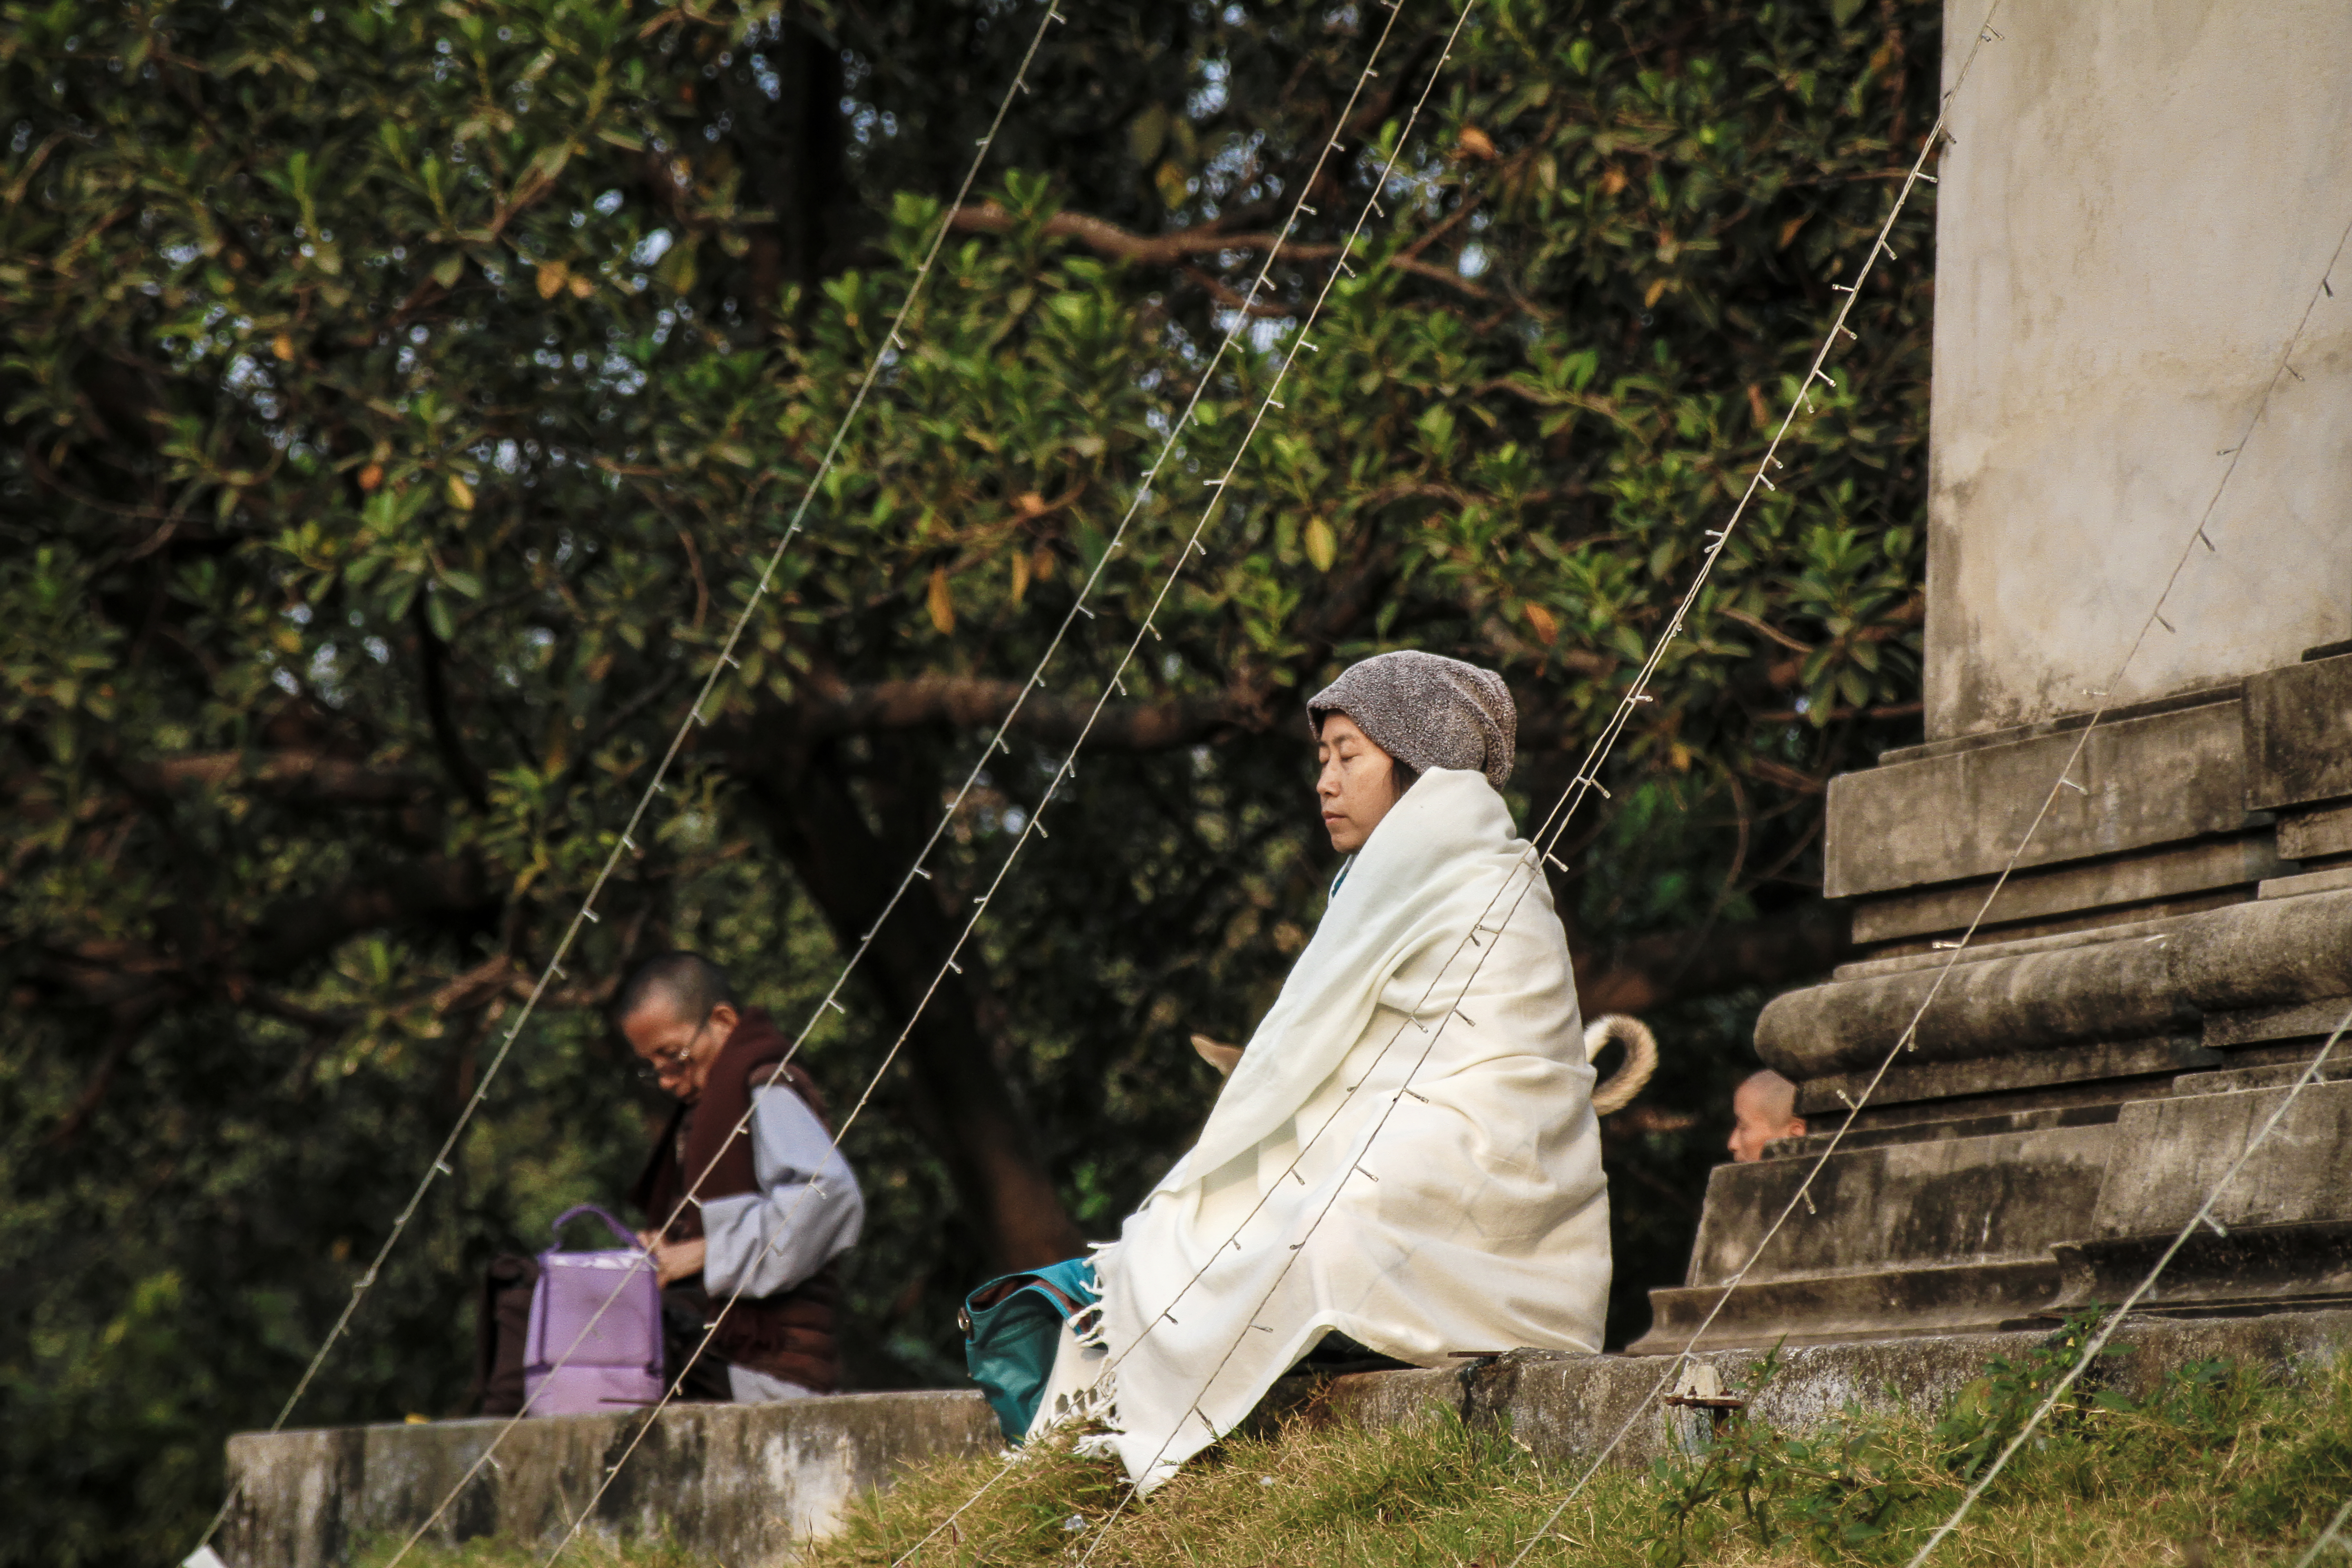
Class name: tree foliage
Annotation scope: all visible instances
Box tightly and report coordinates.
[0,0,1939,1559]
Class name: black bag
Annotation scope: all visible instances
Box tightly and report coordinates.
[470,1253,539,1416]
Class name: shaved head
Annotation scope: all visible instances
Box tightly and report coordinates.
[616,951,734,1031]
[1729,1068,1805,1162]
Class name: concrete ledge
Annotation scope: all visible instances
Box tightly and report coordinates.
[222,1390,1000,1568]
[226,1312,2352,1567]
[1849,835,2287,946]
[1302,1307,2352,1472]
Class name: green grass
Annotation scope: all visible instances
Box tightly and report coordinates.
[365,1324,2352,1568]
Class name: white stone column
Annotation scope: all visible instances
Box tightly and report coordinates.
[1926,0,2352,740]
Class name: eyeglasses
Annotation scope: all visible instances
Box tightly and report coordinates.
[631,1012,714,1084]
[632,1045,696,1083]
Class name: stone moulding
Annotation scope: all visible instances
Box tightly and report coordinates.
[1823,696,2251,900]
[1756,887,2352,1078]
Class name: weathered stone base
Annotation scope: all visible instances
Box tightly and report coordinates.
[222,1391,1000,1568]
[1652,650,2352,1353]
[224,1309,2352,1568]
[1632,1042,2352,1355]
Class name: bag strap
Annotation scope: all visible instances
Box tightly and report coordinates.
[960,1265,1092,1336]
[549,1203,642,1250]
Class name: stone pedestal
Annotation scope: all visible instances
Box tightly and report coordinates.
[1633,0,2352,1354]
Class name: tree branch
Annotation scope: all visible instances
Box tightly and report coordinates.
[46,1009,157,1149]
[121,750,436,807]
[948,202,1495,301]
[244,854,490,976]
[727,674,1281,758]
[412,597,490,811]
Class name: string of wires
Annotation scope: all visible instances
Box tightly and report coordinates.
[174,6,1070,1562]
[369,3,1450,1561]
[1507,77,2352,1568]
[1906,1001,2352,1565]
[1023,7,2005,1554]
[1892,200,2352,1565]
[2293,1488,2352,1568]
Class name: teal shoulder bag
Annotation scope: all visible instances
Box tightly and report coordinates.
[959,1256,1100,1443]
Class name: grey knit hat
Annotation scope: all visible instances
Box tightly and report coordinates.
[1307,651,1517,790]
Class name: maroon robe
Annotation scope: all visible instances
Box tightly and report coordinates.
[629,1007,844,1393]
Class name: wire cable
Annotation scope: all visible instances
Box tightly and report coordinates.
[1503,82,2352,1568]
[365,5,1438,1562]
[1904,1003,2352,1565]
[2295,1490,2352,1568]
[1022,10,2005,1553]
[524,2,1442,1556]
[179,6,1071,1562]
[887,1458,1019,1568]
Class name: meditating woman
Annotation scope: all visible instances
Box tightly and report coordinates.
[1028,650,1611,1490]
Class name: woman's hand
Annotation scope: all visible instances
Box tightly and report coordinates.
[636,1230,706,1285]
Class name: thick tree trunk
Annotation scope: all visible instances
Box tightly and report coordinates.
[750,753,1085,1272]
[735,4,850,317]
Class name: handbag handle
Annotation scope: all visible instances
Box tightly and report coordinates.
[548,1203,643,1251]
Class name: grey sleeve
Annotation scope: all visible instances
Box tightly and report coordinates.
[700,1086,865,1300]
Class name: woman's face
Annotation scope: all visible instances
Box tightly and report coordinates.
[1315,713,1399,853]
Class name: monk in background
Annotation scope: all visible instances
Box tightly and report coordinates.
[620,952,864,1401]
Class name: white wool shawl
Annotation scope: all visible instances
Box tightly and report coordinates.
[1089,768,1610,1489]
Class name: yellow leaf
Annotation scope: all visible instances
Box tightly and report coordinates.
[1600,167,1628,197]
[1644,277,1668,308]
[446,473,475,511]
[1009,550,1030,605]
[1457,125,1498,161]
[1524,602,1559,643]
[358,462,384,492]
[271,332,295,362]
[1128,103,1170,166]
[1303,517,1337,572]
[536,260,568,299]
[1778,213,1810,250]
[1154,160,1192,211]
[1014,491,1048,517]
[926,565,956,633]
[568,274,593,299]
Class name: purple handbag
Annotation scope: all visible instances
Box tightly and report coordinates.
[522,1204,665,1416]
